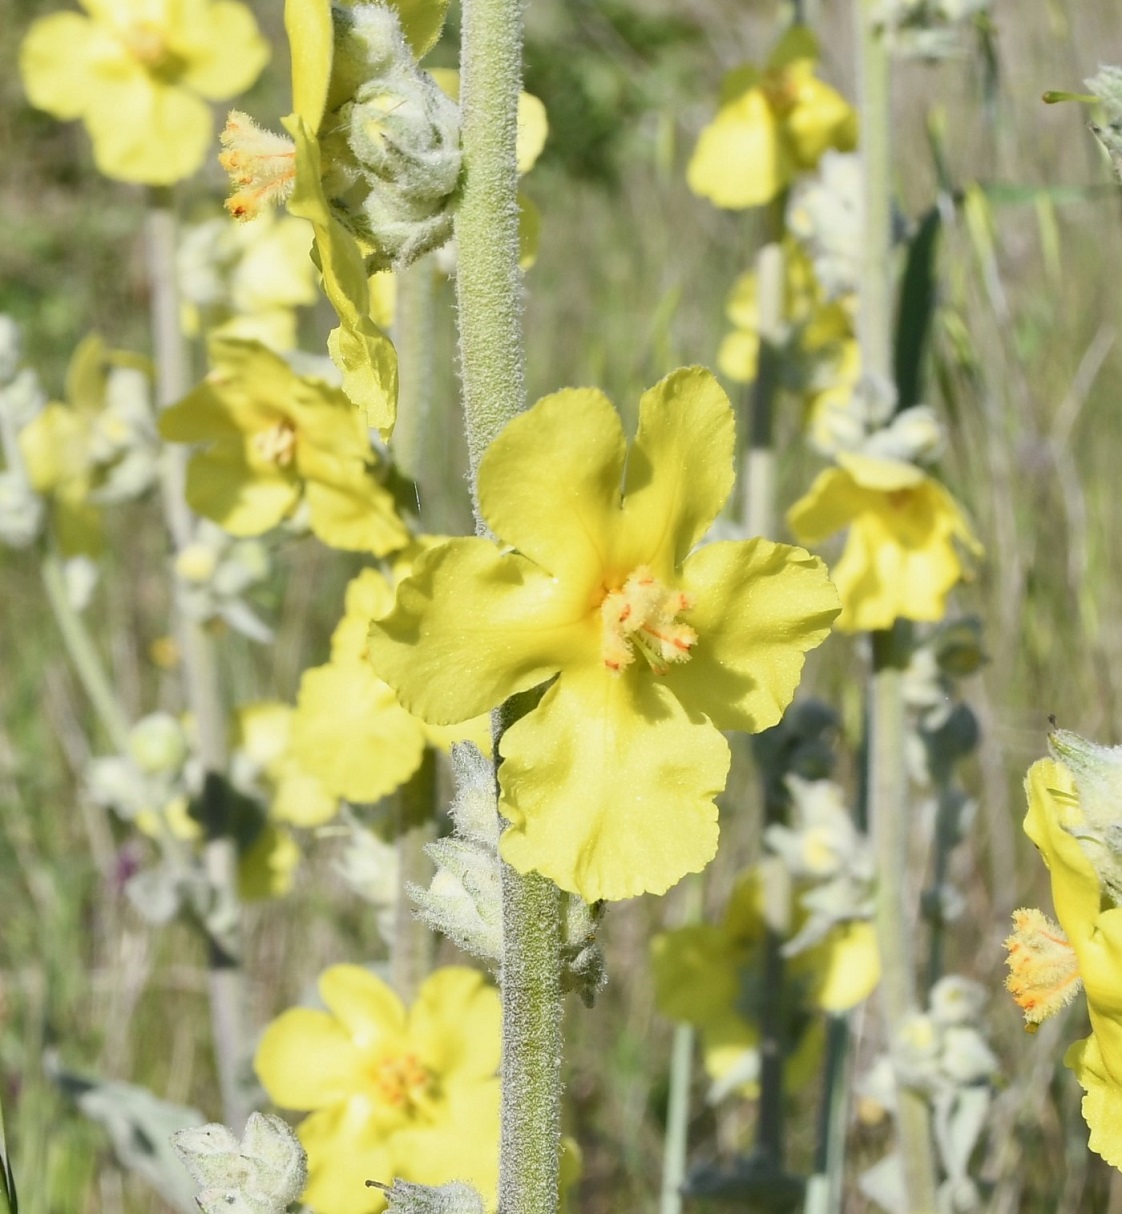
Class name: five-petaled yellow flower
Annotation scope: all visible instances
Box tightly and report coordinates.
[367,367,840,902]
[787,451,980,633]
[688,26,856,211]
[158,337,407,554]
[20,0,268,184]
[256,965,500,1214]
[1006,758,1122,1169]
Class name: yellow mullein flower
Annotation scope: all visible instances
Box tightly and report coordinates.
[291,558,491,803]
[652,867,878,1095]
[787,451,980,633]
[367,368,840,902]
[19,0,268,185]
[1010,758,1122,1168]
[158,337,408,554]
[256,965,500,1214]
[234,701,338,827]
[688,26,857,211]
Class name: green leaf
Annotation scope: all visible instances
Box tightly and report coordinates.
[894,207,941,415]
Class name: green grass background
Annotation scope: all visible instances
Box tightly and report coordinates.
[3,0,1122,1210]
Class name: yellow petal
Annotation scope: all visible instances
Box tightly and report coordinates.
[478,387,626,584]
[1067,1034,1122,1170]
[298,1100,394,1214]
[765,25,820,71]
[303,467,409,555]
[390,1085,499,1203]
[292,662,427,802]
[255,1007,364,1109]
[367,538,592,725]
[517,90,548,173]
[409,968,501,1082]
[688,84,788,210]
[177,0,269,99]
[183,443,300,535]
[786,465,866,546]
[271,759,339,827]
[811,920,880,1012]
[331,568,397,661]
[717,328,760,383]
[391,0,451,58]
[238,823,301,900]
[620,366,735,573]
[651,923,746,1027]
[320,964,408,1044]
[285,0,333,130]
[19,13,104,119]
[664,539,839,733]
[498,665,728,901]
[784,75,857,170]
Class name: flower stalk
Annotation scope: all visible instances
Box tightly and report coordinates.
[146,185,248,1130]
[454,1,562,1211]
[855,0,938,1200]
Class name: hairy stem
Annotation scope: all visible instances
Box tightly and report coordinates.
[146,186,247,1130]
[455,2,562,1207]
[391,750,436,1004]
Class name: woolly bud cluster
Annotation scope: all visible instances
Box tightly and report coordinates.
[323,3,462,270]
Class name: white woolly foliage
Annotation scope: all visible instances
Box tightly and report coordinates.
[172,1112,307,1214]
[322,2,462,270]
[369,1178,485,1214]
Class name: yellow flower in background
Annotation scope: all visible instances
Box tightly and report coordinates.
[256,965,500,1214]
[688,26,856,211]
[652,866,878,1096]
[787,451,980,633]
[291,562,490,804]
[1009,758,1122,1168]
[234,701,338,828]
[19,0,268,184]
[158,338,408,554]
[179,210,318,352]
[368,368,839,902]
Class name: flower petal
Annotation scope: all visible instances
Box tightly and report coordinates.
[255,1007,363,1109]
[498,665,728,901]
[19,13,104,119]
[688,80,787,210]
[785,465,866,545]
[292,662,427,802]
[285,0,333,130]
[620,367,735,572]
[1066,1034,1122,1171]
[410,968,501,1082]
[303,467,410,555]
[298,1100,395,1214]
[184,443,300,535]
[664,539,839,733]
[367,539,593,725]
[390,1082,499,1203]
[319,965,408,1046]
[176,0,269,99]
[477,387,626,584]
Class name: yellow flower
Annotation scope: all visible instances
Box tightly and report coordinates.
[367,368,840,901]
[1012,758,1122,1169]
[234,701,338,828]
[19,0,268,185]
[158,337,408,554]
[652,866,879,1094]
[256,965,500,1214]
[291,563,489,804]
[688,26,857,211]
[787,451,980,633]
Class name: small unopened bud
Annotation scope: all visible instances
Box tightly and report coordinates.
[367,1179,485,1214]
[128,712,189,775]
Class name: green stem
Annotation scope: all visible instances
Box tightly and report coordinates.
[40,550,131,754]
[455,0,527,499]
[805,1014,851,1214]
[743,240,784,541]
[869,631,937,1212]
[393,255,437,501]
[145,186,247,1131]
[455,5,561,1206]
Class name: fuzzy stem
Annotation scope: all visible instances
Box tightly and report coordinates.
[869,632,937,1212]
[743,239,784,541]
[855,0,938,1200]
[146,186,247,1131]
[455,3,562,1212]
[392,254,437,505]
[40,550,131,754]
[455,0,526,500]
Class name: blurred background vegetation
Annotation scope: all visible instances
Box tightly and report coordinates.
[4,0,1122,1210]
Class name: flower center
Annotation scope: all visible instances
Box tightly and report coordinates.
[119,20,181,74]
[599,566,696,676]
[220,111,298,222]
[369,1051,433,1110]
[761,67,800,116]
[252,420,297,467]
[1004,907,1083,1030]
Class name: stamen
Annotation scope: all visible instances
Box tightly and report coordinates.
[1004,907,1082,1031]
[219,111,297,222]
[600,566,696,676]
[252,420,297,467]
[369,1052,432,1108]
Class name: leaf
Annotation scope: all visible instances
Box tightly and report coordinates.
[50,1069,206,1214]
[893,207,941,415]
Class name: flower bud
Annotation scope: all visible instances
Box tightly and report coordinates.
[0,471,44,548]
[1048,727,1122,901]
[128,712,189,775]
